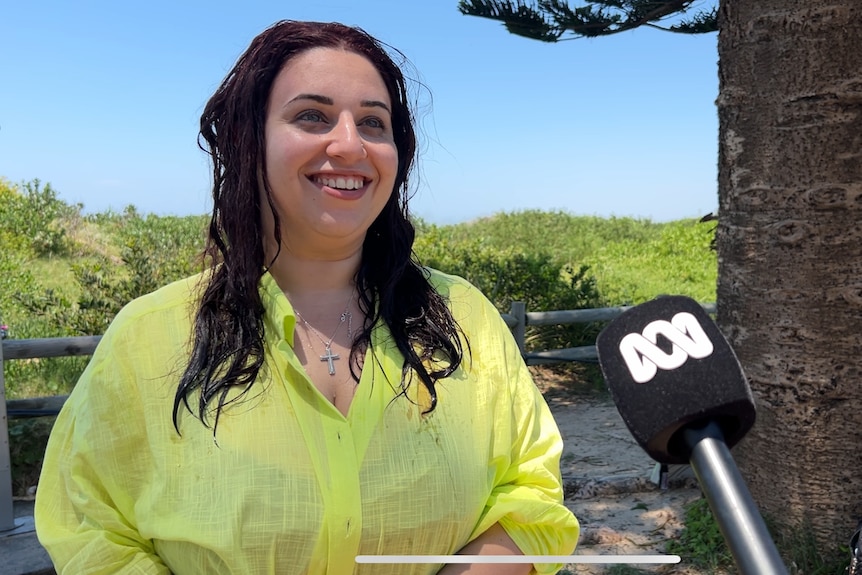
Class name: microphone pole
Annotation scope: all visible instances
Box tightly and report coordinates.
[684,421,787,575]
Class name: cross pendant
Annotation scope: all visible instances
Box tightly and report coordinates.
[320,343,340,375]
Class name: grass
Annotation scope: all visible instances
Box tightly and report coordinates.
[774,518,852,575]
[426,210,717,306]
[4,355,88,399]
[664,499,852,575]
[606,567,656,575]
[558,564,671,574]
[666,498,733,572]
[25,256,78,295]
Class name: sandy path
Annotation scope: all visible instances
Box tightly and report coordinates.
[545,392,714,574]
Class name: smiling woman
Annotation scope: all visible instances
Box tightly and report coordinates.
[34,20,579,575]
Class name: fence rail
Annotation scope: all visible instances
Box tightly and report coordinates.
[2,304,646,411]
[0,300,715,534]
[2,336,102,361]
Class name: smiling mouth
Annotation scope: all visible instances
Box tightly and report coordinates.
[313,175,368,190]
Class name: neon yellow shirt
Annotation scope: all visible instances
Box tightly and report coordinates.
[36,269,579,574]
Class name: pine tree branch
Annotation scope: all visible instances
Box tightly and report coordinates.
[457,0,717,40]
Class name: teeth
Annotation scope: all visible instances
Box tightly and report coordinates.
[316,176,365,190]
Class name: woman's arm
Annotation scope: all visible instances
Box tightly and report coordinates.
[437,523,532,575]
[35,306,173,574]
[435,280,580,575]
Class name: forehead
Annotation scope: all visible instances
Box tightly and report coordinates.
[270,47,392,107]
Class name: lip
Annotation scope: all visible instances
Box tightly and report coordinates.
[308,172,371,200]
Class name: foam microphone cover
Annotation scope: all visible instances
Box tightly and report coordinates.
[596,296,756,464]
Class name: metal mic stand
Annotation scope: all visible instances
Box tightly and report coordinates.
[683,421,789,575]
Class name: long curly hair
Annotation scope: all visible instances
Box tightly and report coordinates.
[173,20,465,431]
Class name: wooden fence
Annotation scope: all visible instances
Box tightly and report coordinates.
[0,301,715,534]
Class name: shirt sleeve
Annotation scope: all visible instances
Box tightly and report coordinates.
[460,285,580,574]
[35,307,173,575]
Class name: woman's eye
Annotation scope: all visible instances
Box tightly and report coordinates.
[361,116,386,131]
[296,110,326,123]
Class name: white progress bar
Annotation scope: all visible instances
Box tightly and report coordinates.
[355,555,681,564]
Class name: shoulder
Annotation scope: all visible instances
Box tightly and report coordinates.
[115,273,204,322]
[99,272,206,350]
[422,266,502,331]
[64,273,209,415]
[423,266,479,299]
[423,267,483,305]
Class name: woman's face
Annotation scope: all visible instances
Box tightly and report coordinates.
[263,47,398,258]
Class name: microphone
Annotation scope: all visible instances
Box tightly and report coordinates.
[595,296,788,575]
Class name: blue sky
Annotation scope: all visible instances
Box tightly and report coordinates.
[2,1,719,225]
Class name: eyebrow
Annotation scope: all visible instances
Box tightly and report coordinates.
[361,99,391,114]
[287,93,391,114]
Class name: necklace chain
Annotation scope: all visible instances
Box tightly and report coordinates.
[295,292,354,376]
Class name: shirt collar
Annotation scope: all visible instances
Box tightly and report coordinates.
[259,270,297,346]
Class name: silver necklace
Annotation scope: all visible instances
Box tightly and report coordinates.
[295,293,354,376]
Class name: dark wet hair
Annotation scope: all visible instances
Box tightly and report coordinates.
[173,20,464,431]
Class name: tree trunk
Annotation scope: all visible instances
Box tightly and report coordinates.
[716,0,862,554]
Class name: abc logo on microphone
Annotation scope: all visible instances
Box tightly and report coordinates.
[596,296,755,464]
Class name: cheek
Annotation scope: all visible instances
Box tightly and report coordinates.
[262,137,282,187]
[380,145,399,180]
[265,129,307,172]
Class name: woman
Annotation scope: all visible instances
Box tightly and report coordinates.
[35,20,579,574]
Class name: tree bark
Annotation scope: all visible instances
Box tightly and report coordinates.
[716,0,862,552]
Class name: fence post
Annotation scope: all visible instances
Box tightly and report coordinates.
[0,341,17,532]
[510,301,526,356]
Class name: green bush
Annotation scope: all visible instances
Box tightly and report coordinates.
[417,210,716,306]
[0,178,81,257]
[2,185,210,398]
[19,208,208,337]
[414,227,605,353]
[439,210,663,263]
[589,218,717,305]
[0,247,37,325]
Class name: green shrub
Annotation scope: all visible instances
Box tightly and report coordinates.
[0,247,37,325]
[414,228,605,352]
[416,210,716,307]
[2,184,209,399]
[0,178,81,257]
[440,210,663,262]
[19,208,208,337]
[589,218,717,305]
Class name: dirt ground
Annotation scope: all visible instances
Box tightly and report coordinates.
[533,368,719,575]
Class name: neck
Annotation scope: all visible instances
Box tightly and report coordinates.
[267,247,361,317]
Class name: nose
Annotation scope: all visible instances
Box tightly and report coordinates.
[326,113,367,161]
